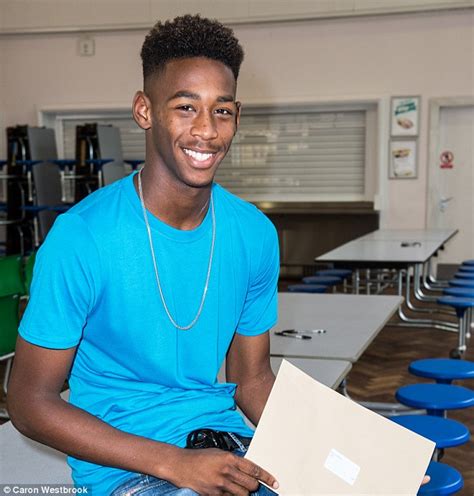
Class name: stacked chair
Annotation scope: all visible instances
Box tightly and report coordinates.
[390,358,474,495]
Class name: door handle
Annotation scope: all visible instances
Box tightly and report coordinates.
[439,196,453,212]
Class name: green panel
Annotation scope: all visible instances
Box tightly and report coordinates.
[24,251,37,296]
[0,255,25,297]
[0,295,19,355]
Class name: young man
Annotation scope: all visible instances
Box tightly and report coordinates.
[8,15,280,496]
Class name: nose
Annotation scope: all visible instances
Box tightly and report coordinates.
[190,110,218,140]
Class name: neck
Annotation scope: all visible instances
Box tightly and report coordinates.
[135,168,212,230]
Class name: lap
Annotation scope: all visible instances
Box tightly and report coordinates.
[111,450,277,496]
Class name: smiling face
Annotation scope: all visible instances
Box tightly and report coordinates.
[133,57,240,191]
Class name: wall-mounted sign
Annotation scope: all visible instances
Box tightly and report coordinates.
[391,96,420,137]
[440,150,454,169]
[389,139,418,179]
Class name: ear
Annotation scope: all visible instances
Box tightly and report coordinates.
[132,91,152,130]
[235,101,241,132]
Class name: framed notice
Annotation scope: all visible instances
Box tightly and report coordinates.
[389,139,417,179]
[391,96,420,136]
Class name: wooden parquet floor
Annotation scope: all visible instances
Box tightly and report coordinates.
[347,315,474,496]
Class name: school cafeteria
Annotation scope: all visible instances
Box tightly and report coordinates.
[0,2,473,495]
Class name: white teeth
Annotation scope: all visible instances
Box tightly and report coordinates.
[183,148,213,162]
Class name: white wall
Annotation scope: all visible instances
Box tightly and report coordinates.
[0,9,473,228]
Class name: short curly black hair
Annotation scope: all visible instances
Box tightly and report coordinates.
[141,14,244,83]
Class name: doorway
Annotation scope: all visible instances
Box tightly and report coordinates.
[427,98,474,268]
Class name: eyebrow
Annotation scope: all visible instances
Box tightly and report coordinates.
[167,91,235,103]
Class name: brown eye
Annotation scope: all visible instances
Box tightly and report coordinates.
[215,108,233,116]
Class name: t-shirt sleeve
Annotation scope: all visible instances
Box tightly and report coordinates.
[236,217,280,336]
[19,213,101,349]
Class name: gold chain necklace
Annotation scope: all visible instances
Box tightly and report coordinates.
[137,169,215,330]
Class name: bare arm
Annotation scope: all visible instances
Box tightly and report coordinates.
[8,337,278,495]
[226,332,275,426]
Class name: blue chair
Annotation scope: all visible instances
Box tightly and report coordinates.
[409,358,474,384]
[396,383,474,416]
[417,461,463,495]
[462,259,474,267]
[437,296,474,357]
[287,284,327,294]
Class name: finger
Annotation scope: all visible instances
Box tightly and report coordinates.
[237,458,279,490]
[422,475,431,485]
[221,480,249,496]
[228,465,260,492]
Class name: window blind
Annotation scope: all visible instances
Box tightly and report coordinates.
[60,108,366,200]
[216,110,366,200]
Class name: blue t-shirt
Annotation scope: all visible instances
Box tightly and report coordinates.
[19,172,279,495]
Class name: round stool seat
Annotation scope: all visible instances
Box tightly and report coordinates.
[443,287,474,298]
[302,275,342,286]
[462,259,474,267]
[50,159,76,170]
[409,358,474,383]
[396,384,474,412]
[287,284,327,294]
[449,278,474,288]
[390,415,469,448]
[458,266,474,273]
[417,461,463,495]
[315,269,352,279]
[437,296,474,318]
[453,271,474,280]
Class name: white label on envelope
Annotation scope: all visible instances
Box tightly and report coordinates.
[324,448,360,486]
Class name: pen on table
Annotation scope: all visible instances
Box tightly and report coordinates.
[274,330,312,340]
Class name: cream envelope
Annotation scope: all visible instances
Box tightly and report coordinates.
[246,360,435,495]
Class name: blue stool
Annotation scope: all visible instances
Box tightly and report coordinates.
[458,266,474,273]
[437,296,474,357]
[443,287,474,341]
[409,358,474,384]
[417,461,463,495]
[315,269,352,292]
[462,259,474,267]
[302,275,342,288]
[287,284,327,294]
[315,269,352,278]
[396,383,474,416]
[453,271,474,280]
[449,278,474,288]
[444,287,474,298]
[390,415,469,461]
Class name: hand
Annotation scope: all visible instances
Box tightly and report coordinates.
[421,475,430,485]
[169,448,279,496]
